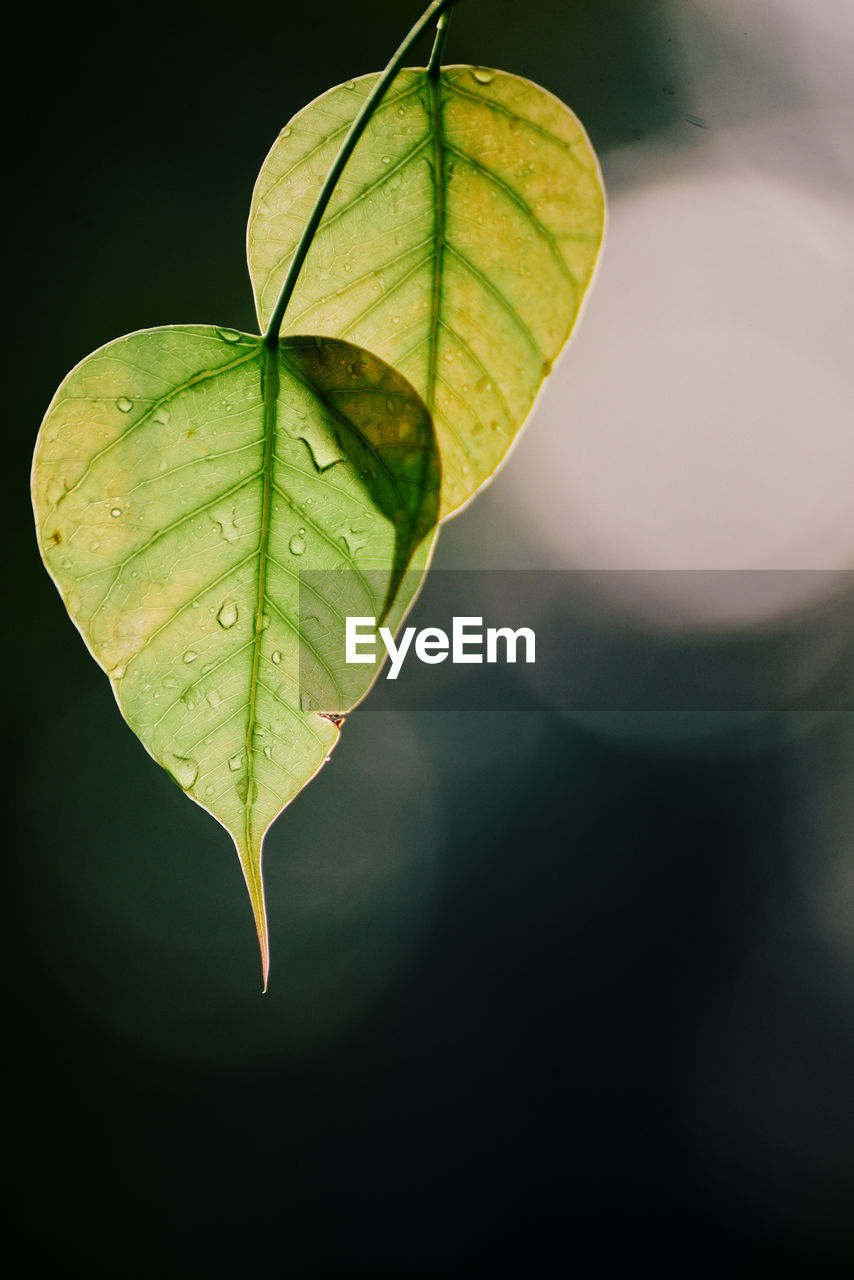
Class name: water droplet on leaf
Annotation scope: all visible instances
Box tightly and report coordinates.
[296,423,345,471]
[172,757,198,790]
[216,599,238,629]
[217,509,240,542]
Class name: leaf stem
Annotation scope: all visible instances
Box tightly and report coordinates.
[427,0,457,80]
[263,0,459,347]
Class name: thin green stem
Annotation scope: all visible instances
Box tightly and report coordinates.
[263,0,458,347]
[427,0,457,80]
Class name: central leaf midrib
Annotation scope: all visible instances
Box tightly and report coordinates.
[244,343,278,851]
[425,71,446,416]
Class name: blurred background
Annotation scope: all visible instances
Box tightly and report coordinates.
[6,0,854,1271]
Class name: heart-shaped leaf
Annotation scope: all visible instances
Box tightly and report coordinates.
[32,326,439,984]
[249,66,606,516]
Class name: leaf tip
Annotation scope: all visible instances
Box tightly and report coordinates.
[259,925,270,994]
[256,910,271,993]
[236,837,271,992]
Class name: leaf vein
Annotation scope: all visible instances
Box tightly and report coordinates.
[444,143,578,287]
[443,78,588,168]
[57,346,260,505]
[445,244,545,361]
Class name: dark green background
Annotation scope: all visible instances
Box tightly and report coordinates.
[7,1,854,1272]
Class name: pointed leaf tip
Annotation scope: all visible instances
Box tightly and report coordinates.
[236,837,270,991]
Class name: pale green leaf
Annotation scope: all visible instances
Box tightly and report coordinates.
[32,326,439,984]
[248,66,606,516]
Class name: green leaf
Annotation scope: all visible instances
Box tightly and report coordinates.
[248,65,606,516]
[32,326,439,985]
